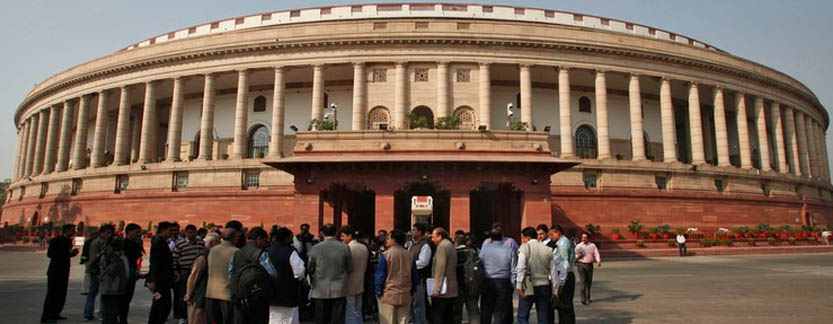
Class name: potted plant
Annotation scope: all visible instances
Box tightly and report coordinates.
[757,223,770,239]
[510,120,528,131]
[435,116,461,130]
[628,219,643,239]
[585,223,601,239]
[746,237,756,247]
[610,228,623,240]
[648,226,660,240]
[660,224,672,239]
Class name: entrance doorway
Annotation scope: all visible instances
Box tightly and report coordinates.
[320,184,375,238]
[393,182,450,233]
[470,183,523,241]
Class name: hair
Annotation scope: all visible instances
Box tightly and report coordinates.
[124,223,141,233]
[225,220,243,232]
[108,237,125,251]
[413,222,430,235]
[156,221,170,234]
[454,229,466,236]
[433,227,450,240]
[454,233,469,246]
[247,227,268,241]
[300,223,310,230]
[492,222,504,230]
[536,224,549,233]
[184,224,197,231]
[197,228,208,238]
[551,224,564,234]
[274,227,293,244]
[522,227,538,239]
[339,225,356,237]
[320,223,337,237]
[203,232,220,244]
[100,223,116,234]
[390,229,407,246]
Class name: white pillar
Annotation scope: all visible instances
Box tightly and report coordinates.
[754,97,771,172]
[198,74,216,160]
[595,70,610,159]
[713,87,730,167]
[166,77,185,162]
[770,102,788,173]
[520,64,532,129]
[33,110,50,174]
[688,82,705,165]
[660,78,677,163]
[55,101,74,172]
[629,74,645,161]
[394,62,408,129]
[42,105,61,174]
[138,81,157,164]
[25,115,39,176]
[269,66,286,158]
[90,90,111,168]
[558,67,573,158]
[478,63,491,129]
[71,95,91,170]
[795,112,811,177]
[311,64,324,129]
[436,62,449,120]
[736,94,753,169]
[114,86,131,165]
[783,107,801,176]
[351,62,366,130]
[232,69,250,159]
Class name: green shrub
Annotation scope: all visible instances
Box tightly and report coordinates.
[435,116,461,130]
[510,120,528,131]
[628,219,643,235]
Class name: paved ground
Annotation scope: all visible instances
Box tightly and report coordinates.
[2,250,831,323]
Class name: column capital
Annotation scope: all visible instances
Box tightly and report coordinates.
[235,68,251,74]
[394,61,408,68]
[478,62,491,68]
[436,60,450,66]
[689,80,699,87]
[273,65,286,72]
[557,66,569,72]
[629,72,640,78]
[519,63,533,69]
[595,69,606,74]
[351,61,365,67]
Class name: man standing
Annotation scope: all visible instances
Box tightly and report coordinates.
[478,226,515,324]
[550,225,576,324]
[340,226,369,324]
[408,222,432,324]
[84,224,114,321]
[454,233,480,324]
[266,227,306,324]
[173,224,205,324]
[148,222,176,324]
[205,220,243,324]
[676,232,688,257]
[120,223,144,324]
[374,229,412,324]
[307,223,352,324]
[515,227,553,324]
[575,232,601,305]
[536,225,550,246]
[40,224,79,323]
[429,227,458,324]
[230,227,271,324]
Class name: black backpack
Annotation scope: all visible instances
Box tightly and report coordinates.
[234,253,275,311]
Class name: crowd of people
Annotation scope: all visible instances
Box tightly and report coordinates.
[39,220,602,324]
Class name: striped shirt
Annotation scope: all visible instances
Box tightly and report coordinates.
[173,237,206,273]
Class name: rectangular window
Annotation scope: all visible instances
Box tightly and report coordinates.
[601,18,610,26]
[482,6,494,13]
[457,22,470,30]
[18,186,25,201]
[71,178,82,196]
[414,68,429,82]
[714,178,725,192]
[39,183,48,199]
[625,23,634,30]
[372,69,387,82]
[456,69,471,82]
[167,32,176,39]
[210,22,220,29]
[545,10,555,18]
[173,172,189,192]
[242,170,260,190]
[583,172,598,189]
[574,14,584,22]
[415,22,429,29]
[188,27,197,34]
[443,4,467,12]
[514,8,525,15]
[351,5,363,13]
[261,13,272,21]
[373,22,387,30]
[115,175,129,194]
[761,182,771,196]
[235,17,245,25]
[320,7,332,15]
[290,10,301,17]
[411,4,434,11]
[377,4,402,11]
[655,176,668,190]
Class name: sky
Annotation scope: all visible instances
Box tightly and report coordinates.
[1,0,832,180]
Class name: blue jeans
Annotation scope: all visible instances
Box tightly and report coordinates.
[517,285,553,324]
[345,294,363,324]
[411,282,428,324]
[83,275,99,319]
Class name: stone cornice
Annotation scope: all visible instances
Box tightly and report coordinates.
[15,34,827,127]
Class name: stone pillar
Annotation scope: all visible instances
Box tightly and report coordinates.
[558,67,573,158]
[138,81,157,164]
[688,82,705,165]
[795,112,811,177]
[25,116,39,176]
[90,90,110,168]
[311,64,324,128]
[114,86,131,165]
[18,121,30,178]
[351,63,366,130]
[199,74,216,160]
[628,74,645,161]
[713,87,730,167]
[595,70,611,159]
[660,78,677,163]
[783,107,801,176]
[33,110,50,174]
[754,97,771,172]
[55,100,74,172]
[166,77,185,162]
[13,124,24,179]
[436,62,449,119]
[394,62,408,129]
[479,63,491,129]
[42,105,61,174]
[735,94,753,169]
[807,120,819,178]
[520,64,533,129]
[814,122,825,179]
[821,127,830,180]
[232,69,250,159]
[269,67,286,158]
[770,102,788,173]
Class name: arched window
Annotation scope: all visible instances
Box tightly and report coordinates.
[253,96,267,112]
[409,106,434,129]
[248,125,270,158]
[454,106,477,130]
[575,125,598,159]
[367,106,391,130]
[579,96,592,113]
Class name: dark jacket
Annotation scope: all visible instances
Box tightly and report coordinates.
[47,235,74,275]
[99,248,130,296]
[147,236,174,291]
[229,241,263,301]
[267,243,302,307]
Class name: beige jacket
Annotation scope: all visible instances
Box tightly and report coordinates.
[346,240,369,296]
[205,240,238,301]
[431,238,458,298]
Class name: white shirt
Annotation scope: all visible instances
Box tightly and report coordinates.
[415,243,431,270]
[676,234,687,244]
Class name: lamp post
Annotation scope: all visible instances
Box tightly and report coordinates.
[506,103,514,128]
